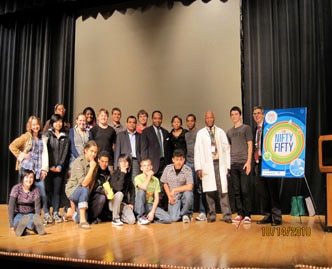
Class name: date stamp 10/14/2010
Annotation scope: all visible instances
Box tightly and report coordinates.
[261,226,311,237]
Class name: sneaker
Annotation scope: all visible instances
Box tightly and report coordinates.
[44,213,54,224]
[195,212,207,221]
[15,215,30,236]
[112,219,123,226]
[33,214,46,235]
[138,216,150,225]
[53,212,63,223]
[232,215,244,223]
[182,215,190,223]
[243,216,252,224]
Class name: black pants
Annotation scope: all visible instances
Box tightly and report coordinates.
[255,162,282,220]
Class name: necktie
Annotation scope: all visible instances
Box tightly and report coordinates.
[157,128,164,158]
[254,126,261,163]
[209,127,218,157]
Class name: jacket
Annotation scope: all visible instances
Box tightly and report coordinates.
[9,131,49,172]
[194,126,230,193]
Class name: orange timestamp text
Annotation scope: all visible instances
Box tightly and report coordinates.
[261,226,311,236]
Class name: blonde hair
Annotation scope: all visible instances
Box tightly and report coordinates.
[26,115,42,134]
[97,108,109,117]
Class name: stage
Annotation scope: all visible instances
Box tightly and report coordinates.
[0,204,331,268]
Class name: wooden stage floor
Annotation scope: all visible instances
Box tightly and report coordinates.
[0,204,332,268]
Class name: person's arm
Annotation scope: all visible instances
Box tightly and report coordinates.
[81,159,97,187]
[171,183,193,194]
[243,140,253,175]
[8,196,16,229]
[34,196,42,215]
[9,132,30,160]
[163,183,175,204]
[69,129,79,158]
[40,135,49,178]
[147,191,159,221]
[137,170,154,190]
[58,136,70,169]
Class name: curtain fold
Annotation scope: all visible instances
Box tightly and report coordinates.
[242,0,332,214]
[0,11,75,202]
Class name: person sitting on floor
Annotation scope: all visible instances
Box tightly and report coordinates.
[160,149,194,223]
[8,169,46,236]
[134,158,172,225]
[65,140,98,229]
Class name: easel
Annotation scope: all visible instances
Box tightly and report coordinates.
[279,175,322,226]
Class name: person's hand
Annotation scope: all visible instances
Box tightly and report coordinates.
[90,159,97,170]
[197,170,203,180]
[147,211,155,221]
[40,171,47,179]
[146,170,154,178]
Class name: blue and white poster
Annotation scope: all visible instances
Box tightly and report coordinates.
[261,107,307,178]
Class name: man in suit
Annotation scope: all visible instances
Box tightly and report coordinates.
[114,115,142,184]
[252,106,282,226]
[141,110,171,210]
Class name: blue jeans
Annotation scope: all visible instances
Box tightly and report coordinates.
[186,161,206,214]
[168,191,194,222]
[68,186,89,223]
[34,179,49,215]
[13,213,35,230]
[134,189,171,224]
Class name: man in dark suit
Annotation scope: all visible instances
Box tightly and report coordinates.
[253,106,282,226]
[141,110,171,210]
[114,115,142,184]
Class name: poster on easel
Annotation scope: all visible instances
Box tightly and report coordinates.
[261,107,307,178]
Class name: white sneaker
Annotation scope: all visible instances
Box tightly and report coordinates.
[243,216,251,224]
[112,219,123,226]
[195,212,207,221]
[182,215,190,223]
[138,216,150,225]
[44,213,54,224]
[53,212,63,223]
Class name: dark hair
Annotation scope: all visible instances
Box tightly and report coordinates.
[253,105,264,113]
[186,114,196,121]
[173,149,185,158]
[118,153,132,170]
[171,115,182,125]
[230,106,242,115]
[83,107,97,123]
[50,114,63,131]
[126,115,137,123]
[98,150,110,160]
[21,169,35,181]
[152,110,163,119]
[112,107,121,115]
[54,103,65,112]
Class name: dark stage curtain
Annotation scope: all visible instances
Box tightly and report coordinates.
[0,11,75,202]
[241,0,332,214]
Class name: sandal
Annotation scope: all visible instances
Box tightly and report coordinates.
[79,222,91,229]
[63,213,73,222]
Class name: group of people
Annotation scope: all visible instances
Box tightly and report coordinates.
[8,103,282,236]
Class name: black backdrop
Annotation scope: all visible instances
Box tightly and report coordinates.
[1,0,332,215]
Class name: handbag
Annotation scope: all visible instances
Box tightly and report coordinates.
[290,196,307,216]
